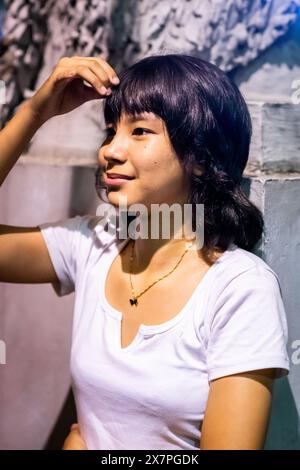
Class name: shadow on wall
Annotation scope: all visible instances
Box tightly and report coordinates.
[241,178,300,450]
[44,388,77,450]
[265,378,300,450]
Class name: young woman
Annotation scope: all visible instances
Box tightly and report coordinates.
[0,54,289,450]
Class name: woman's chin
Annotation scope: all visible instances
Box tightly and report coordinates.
[106,191,133,208]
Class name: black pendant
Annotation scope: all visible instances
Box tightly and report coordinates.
[129,298,138,306]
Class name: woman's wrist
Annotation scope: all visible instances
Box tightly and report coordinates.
[21,99,47,128]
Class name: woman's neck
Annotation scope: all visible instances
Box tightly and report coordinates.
[127,214,197,275]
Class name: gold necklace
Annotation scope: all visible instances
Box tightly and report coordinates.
[128,239,194,306]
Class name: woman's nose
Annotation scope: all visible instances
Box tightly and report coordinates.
[98,148,126,167]
[101,137,128,164]
[103,150,127,164]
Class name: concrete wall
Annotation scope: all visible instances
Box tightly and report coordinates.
[233,14,300,102]
[244,176,300,449]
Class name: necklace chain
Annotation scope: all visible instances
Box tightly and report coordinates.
[128,240,193,306]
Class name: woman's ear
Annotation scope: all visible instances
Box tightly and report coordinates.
[192,164,204,176]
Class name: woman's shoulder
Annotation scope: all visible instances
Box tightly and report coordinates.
[201,244,290,381]
[213,243,280,286]
[202,243,284,314]
[67,213,122,248]
[39,213,123,261]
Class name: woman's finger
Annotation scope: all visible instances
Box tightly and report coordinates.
[60,65,109,95]
[69,58,113,89]
[79,56,120,85]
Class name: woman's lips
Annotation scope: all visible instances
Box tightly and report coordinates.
[103,173,135,186]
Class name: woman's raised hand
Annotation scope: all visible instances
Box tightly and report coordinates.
[27,56,120,124]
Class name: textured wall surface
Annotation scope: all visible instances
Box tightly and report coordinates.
[1,0,300,126]
[110,0,300,69]
[247,100,300,173]
[234,12,300,99]
[0,0,114,125]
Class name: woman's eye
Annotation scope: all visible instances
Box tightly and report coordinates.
[103,127,152,138]
[133,127,151,136]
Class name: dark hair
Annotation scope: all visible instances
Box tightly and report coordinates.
[96,53,264,255]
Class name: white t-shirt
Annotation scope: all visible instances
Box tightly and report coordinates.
[38,214,290,450]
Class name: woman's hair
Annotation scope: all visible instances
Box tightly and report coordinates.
[96,53,264,255]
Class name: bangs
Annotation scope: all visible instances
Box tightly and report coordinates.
[103,55,189,132]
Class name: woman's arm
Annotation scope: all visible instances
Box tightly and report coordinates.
[0,56,119,284]
[200,368,276,450]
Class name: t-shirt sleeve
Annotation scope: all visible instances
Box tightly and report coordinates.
[37,215,85,297]
[205,266,290,382]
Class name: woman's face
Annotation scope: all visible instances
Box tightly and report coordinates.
[98,111,190,212]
